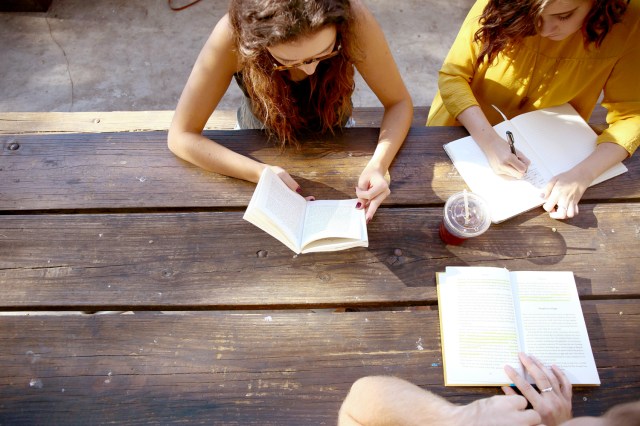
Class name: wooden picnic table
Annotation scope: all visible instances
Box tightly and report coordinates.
[1,109,639,424]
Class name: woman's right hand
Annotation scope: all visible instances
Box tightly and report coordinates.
[482,133,531,179]
[455,106,530,179]
[268,165,315,201]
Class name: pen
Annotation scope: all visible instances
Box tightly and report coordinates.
[506,131,517,155]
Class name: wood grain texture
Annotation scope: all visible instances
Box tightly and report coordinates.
[0,110,236,134]
[1,127,637,211]
[0,104,609,135]
[1,203,638,309]
[0,107,430,134]
[0,303,637,424]
[1,114,636,424]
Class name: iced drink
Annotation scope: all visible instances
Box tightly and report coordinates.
[439,191,491,245]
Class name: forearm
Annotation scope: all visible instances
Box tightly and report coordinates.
[168,129,266,183]
[368,98,412,173]
[338,376,459,426]
[456,105,500,150]
[571,141,629,183]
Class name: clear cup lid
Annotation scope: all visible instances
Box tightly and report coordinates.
[443,191,491,238]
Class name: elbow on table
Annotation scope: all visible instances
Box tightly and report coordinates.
[338,376,393,424]
[167,126,186,158]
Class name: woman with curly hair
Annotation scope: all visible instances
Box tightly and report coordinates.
[168,0,413,222]
[428,0,639,220]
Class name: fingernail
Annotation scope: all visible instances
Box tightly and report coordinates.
[356,202,362,209]
[296,187,302,194]
[366,218,371,224]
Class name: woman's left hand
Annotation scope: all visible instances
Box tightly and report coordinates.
[542,167,591,219]
[355,165,390,223]
[503,353,573,426]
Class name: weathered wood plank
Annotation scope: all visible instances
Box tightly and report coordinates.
[0,302,637,424]
[0,110,234,134]
[1,127,637,211]
[1,203,637,309]
[0,104,610,135]
[0,107,430,134]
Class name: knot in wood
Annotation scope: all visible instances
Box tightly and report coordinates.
[393,248,403,257]
[161,269,173,278]
[256,250,268,258]
[8,142,20,151]
[317,272,331,282]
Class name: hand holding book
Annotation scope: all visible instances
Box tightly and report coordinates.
[243,167,368,254]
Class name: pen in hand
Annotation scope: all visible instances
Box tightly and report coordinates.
[506,131,517,156]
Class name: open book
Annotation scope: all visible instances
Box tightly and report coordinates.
[436,266,600,386]
[243,167,368,254]
[443,104,628,223]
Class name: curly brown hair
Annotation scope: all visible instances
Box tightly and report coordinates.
[474,0,629,66]
[228,0,358,149]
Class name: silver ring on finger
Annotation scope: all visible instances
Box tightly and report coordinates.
[540,387,553,393]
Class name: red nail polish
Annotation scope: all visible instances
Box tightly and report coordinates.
[296,187,302,194]
[356,202,362,209]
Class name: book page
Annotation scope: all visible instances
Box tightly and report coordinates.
[300,199,366,251]
[511,271,600,385]
[443,122,552,223]
[511,104,627,184]
[438,267,522,386]
[243,167,307,253]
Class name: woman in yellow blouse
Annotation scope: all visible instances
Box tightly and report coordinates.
[428,0,639,219]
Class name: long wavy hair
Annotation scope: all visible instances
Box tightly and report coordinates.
[228,0,358,149]
[474,0,629,66]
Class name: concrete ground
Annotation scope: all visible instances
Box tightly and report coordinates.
[0,0,474,113]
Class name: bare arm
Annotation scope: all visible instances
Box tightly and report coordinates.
[338,376,541,426]
[167,14,268,184]
[338,376,459,426]
[350,0,413,221]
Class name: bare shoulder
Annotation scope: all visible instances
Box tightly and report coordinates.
[348,0,388,60]
[210,13,235,45]
[349,0,378,28]
[345,0,410,107]
[201,13,241,73]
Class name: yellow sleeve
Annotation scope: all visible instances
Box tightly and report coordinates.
[598,42,640,156]
[437,0,487,119]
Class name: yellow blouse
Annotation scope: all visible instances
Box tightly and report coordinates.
[427,0,640,155]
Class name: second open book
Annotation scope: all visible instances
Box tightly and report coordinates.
[437,267,600,387]
[243,167,368,254]
[443,104,628,223]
